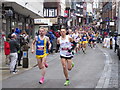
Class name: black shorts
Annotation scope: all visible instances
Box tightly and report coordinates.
[60,55,73,59]
[92,40,96,43]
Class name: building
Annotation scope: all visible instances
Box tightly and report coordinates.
[64,0,85,29]
[34,0,66,32]
[2,0,44,37]
[101,1,116,34]
[0,1,2,30]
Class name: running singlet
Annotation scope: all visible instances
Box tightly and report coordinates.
[82,35,88,44]
[91,34,96,41]
[82,35,87,41]
[59,35,73,57]
[73,33,79,42]
[36,35,48,58]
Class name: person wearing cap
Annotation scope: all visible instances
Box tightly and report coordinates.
[9,33,20,74]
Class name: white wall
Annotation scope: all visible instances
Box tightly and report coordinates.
[2,0,44,17]
[60,0,66,16]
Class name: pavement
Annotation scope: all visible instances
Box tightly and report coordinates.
[0,42,37,80]
[96,44,118,88]
[0,38,57,80]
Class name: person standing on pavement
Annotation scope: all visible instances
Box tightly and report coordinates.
[57,26,76,86]
[21,30,29,44]
[46,30,55,53]
[15,29,26,66]
[9,33,20,74]
[4,38,10,65]
[31,27,51,84]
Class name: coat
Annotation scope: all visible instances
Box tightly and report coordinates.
[4,41,10,55]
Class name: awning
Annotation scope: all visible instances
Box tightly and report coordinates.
[3,2,43,18]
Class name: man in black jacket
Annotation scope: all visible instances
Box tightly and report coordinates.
[9,33,20,74]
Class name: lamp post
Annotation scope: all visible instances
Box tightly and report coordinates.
[6,9,13,33]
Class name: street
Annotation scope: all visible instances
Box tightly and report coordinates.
[1,0,120,89]
[2,44,118,88]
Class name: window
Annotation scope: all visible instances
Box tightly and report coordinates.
[44,9,47,17]
[49,9,54,17]
[44,8,57,17]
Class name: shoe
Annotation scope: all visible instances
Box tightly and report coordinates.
[72,62,74,68]
[64,80,70,86]
[6,64,10,66]
[15,69,19,72]
[18,64,22,66]
[44,63,48,68]
[39,77,44,84]
[12,71,17,74]
[72,51,74,55]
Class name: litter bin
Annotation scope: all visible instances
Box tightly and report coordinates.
[22,43,30,68]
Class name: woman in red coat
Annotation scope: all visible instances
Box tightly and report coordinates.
[4,41,10,65]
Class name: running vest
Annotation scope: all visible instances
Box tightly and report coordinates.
[82,35,87,41]
[59,35,72,57]
[36,35,48,56]
[73,33,79,42]
[91,34,96,40]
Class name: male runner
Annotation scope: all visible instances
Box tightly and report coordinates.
[31,27,51,84]
[57,27,76,86]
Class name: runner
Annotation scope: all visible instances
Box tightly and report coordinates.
[90,32,97,49]
[68,29,73,38]
[81,32,88,54]
[31,27,51,84]
[73,29,79,54]
[57,27,76,86]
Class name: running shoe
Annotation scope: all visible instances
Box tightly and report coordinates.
[44,63,48,68]
[72,62,74,68]
[64,80,70,86]
[39,77,44,84]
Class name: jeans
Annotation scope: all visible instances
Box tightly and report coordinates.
[9,53,18,72]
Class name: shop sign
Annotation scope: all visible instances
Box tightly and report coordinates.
[64,10,68,17]
[110,22,115,26]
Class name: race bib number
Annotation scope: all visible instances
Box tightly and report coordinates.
[37,45,44,50]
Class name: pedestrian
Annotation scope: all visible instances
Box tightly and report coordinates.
[55,30,60,53]
[4,38,10,65]
[9,33,20,74]
[21,30,29,44]
[57,26,76,86]
[46,30,55,53]
[73,29,79,53]
[15,29,26,66]
[31,27,51,84]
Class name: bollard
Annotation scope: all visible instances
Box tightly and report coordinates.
[110,38,113,49]
[22,43,30,68]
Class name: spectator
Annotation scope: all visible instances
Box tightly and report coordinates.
[4,38,10,65]
[21,30,29,44]
[9,33,20,74]
[16,30,26,66]
[103,36,110,48]
[55,31,60,38]
[46,31,56,53]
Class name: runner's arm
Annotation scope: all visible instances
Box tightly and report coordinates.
[68,37,76,52]
[57,38,60,49]
[47,37,51,51]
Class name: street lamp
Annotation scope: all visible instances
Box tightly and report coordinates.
[6,9,13,33]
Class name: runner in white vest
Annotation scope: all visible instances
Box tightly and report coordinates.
[59,35,73,57]
[57,27,76,86]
